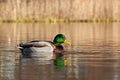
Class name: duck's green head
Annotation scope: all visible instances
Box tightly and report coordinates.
[53,34,71,45]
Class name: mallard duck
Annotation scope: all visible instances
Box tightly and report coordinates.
[18,34,71,53]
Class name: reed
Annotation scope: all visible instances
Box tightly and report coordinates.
[0,0,119,22]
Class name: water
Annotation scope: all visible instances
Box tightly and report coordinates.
[0,51,120,80]
[0,23,120,80]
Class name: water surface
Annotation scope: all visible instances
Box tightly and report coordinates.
[0,23,120,80]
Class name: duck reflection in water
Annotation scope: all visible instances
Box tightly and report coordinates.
[54,45,69,72]
[54,54,69,72]
[19,40,69,72]
[20,45,68,66]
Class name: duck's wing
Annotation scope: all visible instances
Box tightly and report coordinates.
[18,40,54,48]
[18,43,34,48]
[30,40,41,42]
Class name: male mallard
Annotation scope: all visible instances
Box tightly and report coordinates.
[18,34,71,53]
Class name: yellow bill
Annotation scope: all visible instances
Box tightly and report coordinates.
[64,40,71,45]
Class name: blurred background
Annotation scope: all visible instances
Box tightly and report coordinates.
[0,0,119,20]
[0,0,120,80]
[0,0,120,52]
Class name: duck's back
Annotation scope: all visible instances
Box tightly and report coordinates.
[18,40,55,53]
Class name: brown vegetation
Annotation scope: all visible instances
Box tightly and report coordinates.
[0,0,119,21]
